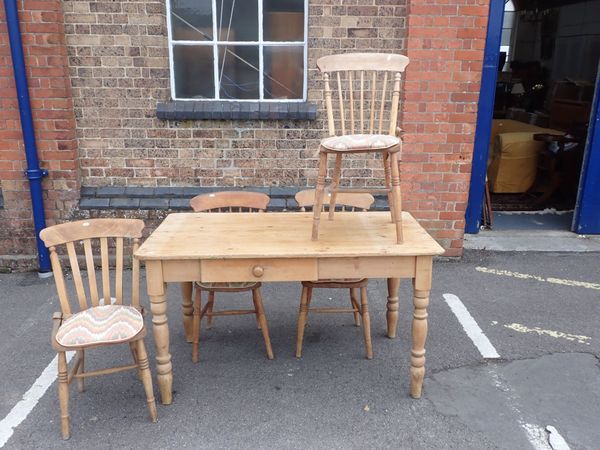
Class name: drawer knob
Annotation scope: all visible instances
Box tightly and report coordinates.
[252,265,264,277]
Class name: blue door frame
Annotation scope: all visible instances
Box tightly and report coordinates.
[573,62,600,233]
[464,0,505,233]
[465,1,600,234]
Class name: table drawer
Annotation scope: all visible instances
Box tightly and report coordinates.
[201,258,317,282]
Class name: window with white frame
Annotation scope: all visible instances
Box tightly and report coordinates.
[167,0,307,101]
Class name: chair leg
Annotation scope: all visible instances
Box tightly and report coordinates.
[328,153,342,220]
[389,151,404,244]
[383,151,395,223]
[135,339,158,423]
[192,287,202,363]
[251,290,262,330]
[57,351,70,440]
[129,342,142,380]
[181,282,194,343]
[76,349,85,393]
[253,288,274,359]
[312,151,328,241]
[296,286,310,358]
[360,286,373,359]
[349,288,361,327]
[206,291,215,329]
[305,287,313,325]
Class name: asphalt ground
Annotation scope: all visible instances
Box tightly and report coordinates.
[0,251,599,449]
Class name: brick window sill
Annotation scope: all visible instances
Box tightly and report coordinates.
[156,101,317,121]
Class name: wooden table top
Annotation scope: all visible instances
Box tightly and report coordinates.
[135,211,445,261]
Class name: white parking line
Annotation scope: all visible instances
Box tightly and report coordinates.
[547,426,570,450]
[443,293,572,450]
[443,293,500,359]
[0,352,73,448]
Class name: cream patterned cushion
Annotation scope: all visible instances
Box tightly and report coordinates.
[56,305,144,348]
[322,134,400,151]
[196,281,259,290]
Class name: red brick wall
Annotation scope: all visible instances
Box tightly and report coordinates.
[402,0,488,256]
[0,0,79,269]
[61,0,407,188]
[0,0,489,268]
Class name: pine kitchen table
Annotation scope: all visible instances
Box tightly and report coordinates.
[134,211,445,405]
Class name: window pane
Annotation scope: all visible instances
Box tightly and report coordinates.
[263,0,304,41]
[218,45,259,99]
[216,0,258,41]
[503,11,515,29]
[264,46,303,100]
[171,0,212,41]
[501,29,512,47]
[173,45,214,99]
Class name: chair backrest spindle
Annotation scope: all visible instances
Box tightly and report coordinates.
[336,72,346,135]
[360,70,364,134]
[389,72,402,136]
[369,71,377,134]
[83,238,100,307]
[323,73,335,136]
[349,72,355,134]
[65,241,88,311]
[100,237,110,304]
[115,237,124,304]
[378,72,388,134]
[317,53,409,139]
[48,246,72,316]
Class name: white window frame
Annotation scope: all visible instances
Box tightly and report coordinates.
[166,0,309,102]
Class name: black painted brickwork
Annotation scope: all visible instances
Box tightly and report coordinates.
[80,186,389,211]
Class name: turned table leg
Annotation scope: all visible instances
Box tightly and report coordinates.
[181,281,194,343]
[410,256,432,399]
[386,278,400,338]
[146,260,173,405]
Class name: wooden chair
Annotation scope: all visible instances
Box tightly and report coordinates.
[189,191,274,362]
[295,189,374,359]
[311,53,410,245]
[39,219,157,440]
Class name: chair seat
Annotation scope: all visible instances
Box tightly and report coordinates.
[321,134,400,152]
[196,281,259,290]
[55,305,144,348]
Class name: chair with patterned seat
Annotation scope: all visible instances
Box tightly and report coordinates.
[39,218,157,440]
[311,52,409,245]
[295,189,375,359]
[188,191,274,362]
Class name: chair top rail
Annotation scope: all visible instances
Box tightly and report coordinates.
[317,53,409,73]
[190,191,270,212]
[40,219,144,247]
[295,189,374,211]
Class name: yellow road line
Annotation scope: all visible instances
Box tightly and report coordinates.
[475,267,600,290]
[503,323,591,345]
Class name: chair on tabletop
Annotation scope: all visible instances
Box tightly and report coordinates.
[310,52,409,245]
[295,189,375,359]
[188,191,274,362]
[40,218,157,440]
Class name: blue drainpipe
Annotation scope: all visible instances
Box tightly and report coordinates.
[4,0,51,273]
